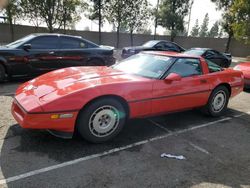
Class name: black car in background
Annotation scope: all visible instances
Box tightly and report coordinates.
[0,33,115,82]
[121,40,185,59]
[183,48,232,68]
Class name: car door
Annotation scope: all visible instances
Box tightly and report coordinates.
[25,36,61,76]
[57,36,91,68]
[152,58,211,114]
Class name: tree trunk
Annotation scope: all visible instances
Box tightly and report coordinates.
[154,0,160,40]
[98,0,102,45]
[225,33,232,53]
[170,31,175,42]
[116,23,120,49]
[9,21,14,42]
[7,8,14,41]
[130,31,134,46]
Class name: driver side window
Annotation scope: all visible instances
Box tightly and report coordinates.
[168,58,202,77]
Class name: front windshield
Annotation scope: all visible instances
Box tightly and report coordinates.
[142,41,158,48]
[113,53,175,79]
[183,49,205,56]
[5,34,35,48]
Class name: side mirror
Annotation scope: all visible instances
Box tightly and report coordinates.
[165,73,182,83]
[23,44,31,51]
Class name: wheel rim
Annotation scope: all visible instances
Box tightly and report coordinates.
[89,105,120,138]
[212,90,226,112]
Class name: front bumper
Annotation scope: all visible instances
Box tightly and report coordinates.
[11,99,78,133]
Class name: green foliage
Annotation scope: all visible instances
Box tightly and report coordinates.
[199,13,209,37]
[208,21,219,38]
[211,0,234,51]
[1,0,21,24]
[158,0,190,41]
[104,0,129,47]
[190,19,199,37]
[125,0,151,34]
[231,0,250,44]
[104,0,127,29]
[20,0,84,32]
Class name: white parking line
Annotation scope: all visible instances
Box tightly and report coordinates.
[148,119,172,133]
[189,142,210,155]
[0,112,250,185]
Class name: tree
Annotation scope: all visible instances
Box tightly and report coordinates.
[21,0,83,33]
[208,21,219,38]
[89,0,104,44]
[125,0,151,46]
[1,0,21,41]
[211,0,234,52]
[190,19,199,37]
[231,0,250,44]
[199,13,209,37]
[158,0,190,41]
[61,0,83,33]
[20,0,42,30]
[104,0,128,48]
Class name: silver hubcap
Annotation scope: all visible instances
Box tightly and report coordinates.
[89,105,119,137]
[212,91,226,112]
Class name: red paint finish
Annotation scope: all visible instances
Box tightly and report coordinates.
[235,62,250,88]
[12,52,244,134]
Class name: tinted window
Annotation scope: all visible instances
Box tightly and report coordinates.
[168,58,202,77]
[183,49,205,56]
[206,50,217,56]
[29,36,59,49]
[164,42,178,51]
[154,42,165,50]
[60,37,87,49]
[142,41,159,47]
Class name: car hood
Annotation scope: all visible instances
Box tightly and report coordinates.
[15,66,152,112]
[16,66,150,99]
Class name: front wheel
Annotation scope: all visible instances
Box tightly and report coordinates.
[76,98,127,143]
[202,86,230,117]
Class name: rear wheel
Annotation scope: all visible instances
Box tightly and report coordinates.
[0,64,6,82]
[202,86,230,117]
[76,98,127,143]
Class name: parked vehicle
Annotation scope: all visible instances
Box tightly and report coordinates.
[234,62,250,89]
[183,48,232,68]
[0,33,115,82]
[121,40,185,59]
[12,51,244,143]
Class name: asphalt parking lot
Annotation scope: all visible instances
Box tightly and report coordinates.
[0,60,250,188]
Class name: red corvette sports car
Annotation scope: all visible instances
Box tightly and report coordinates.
[234,62,250,89]
[12,52,244,143]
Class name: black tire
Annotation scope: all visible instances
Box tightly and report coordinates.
[76,98,127,143]
[202,86,230,117]
[86,58,104,66]
[0,64,6,82]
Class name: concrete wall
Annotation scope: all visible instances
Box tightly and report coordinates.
[0,23,249,57]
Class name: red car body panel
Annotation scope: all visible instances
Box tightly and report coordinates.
[12,52,244,134]
[235,62,250,88]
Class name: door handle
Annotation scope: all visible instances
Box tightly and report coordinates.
[200,79,207,84]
